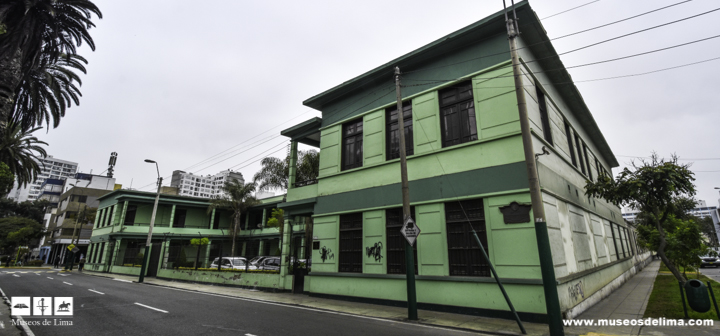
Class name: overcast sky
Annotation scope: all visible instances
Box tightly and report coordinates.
[34,0,720,207]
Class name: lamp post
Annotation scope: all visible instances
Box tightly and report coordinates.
[64,181,90,271]
[139,159,162,283]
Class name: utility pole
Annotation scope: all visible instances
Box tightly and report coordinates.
[504,1,563,335]
[139,159,162,283]
[395,66,418,321]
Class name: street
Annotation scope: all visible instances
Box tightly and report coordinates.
[0,270,477,336]
[700,265,720,284]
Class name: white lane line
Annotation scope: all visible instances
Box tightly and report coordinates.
[113,278,132,283]
[63,282,73,286]
[35,273,40,275]
[13,275,20,277]
[47,277,54,280]
[246,334,257,336]
[157,286,478,335]
[88,289,105,295]
[134,302,168,313]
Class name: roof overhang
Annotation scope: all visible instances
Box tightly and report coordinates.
[280,117,322,148]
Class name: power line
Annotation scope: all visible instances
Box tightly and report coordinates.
[551,1,691,40]
[557,7,720,56]
[401,35,720,86]
[403,2,710,75]
[617,155,720,161]
[541,0,600,20]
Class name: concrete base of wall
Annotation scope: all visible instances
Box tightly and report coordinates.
[564,255,654,319]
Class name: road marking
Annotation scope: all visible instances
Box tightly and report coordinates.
[158,287,478,335]
[246,334,257,336]
[47,277,54,279]
[113,278,132,283]
[88,289,105,295]
[13,275,19,277]
[134,302,168,313]
[63,282,72,286]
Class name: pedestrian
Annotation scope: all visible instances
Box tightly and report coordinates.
[78,257,85,272]
[54,255,60,268]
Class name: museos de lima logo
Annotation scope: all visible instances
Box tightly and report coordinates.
[11,297,73,316]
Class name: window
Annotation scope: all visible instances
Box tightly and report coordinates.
[71,195,87,203]
[445,199,490,277]
[342,119,363,171]
[339,213,363,273]
[386,207,417,275]
[212,211,221,229]
[439,81,477,147]
[173,209,187,228]
[124,205,137,225]
[574,133,586,175]
[386,102,414,160]
[583,143,593,180]
[565,122,576,167]
[537,87,553,145]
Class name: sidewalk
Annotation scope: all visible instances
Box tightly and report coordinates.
[83,270,550,336]
[567,260,719,336]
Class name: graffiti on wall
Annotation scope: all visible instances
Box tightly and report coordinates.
[365,242,383,262]
[320,246,334,262]
[568,281,585,302]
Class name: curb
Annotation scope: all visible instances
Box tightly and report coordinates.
[0,286,35,336]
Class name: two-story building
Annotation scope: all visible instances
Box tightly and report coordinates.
[278,1,650,322]
[86,189,290,279]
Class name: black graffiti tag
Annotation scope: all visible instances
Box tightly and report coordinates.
[320,246,334,262]
[365,242,383,262]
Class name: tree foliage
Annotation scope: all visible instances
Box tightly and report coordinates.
[0,216,43,252]
[0,198,49,223]
[585,154,696,283]
[253,150,319,191]
[0,161,14,196]
[0,0,102,127]
[696,216,719,247]
[0,123,47,186]
[207,179,259,257]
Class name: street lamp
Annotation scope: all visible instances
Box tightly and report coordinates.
[139,159,162,283]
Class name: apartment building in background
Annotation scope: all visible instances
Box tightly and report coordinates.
[170,169,244,199]
[7,155,78,202]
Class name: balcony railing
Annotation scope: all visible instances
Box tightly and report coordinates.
[292,179,318,188]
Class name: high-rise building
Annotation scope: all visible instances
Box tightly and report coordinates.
[7,155,78,202]
[170,169,244,199]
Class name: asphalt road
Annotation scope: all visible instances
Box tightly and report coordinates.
[0,270,477,336]
[700,265,720,283]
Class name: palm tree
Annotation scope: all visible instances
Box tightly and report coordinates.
[0,123,47,187]
[253,150,319,191]
[0,0,102,127]
[11,53,87,131]
[207,180,260,258]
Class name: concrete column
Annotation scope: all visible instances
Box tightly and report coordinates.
[111,239,122,270]
[161,240,171,269]
[119,201,129,227]
[169,205,176,227]
[94,208,102,228]
[288,141,298,188]
[261,209,267,229]
[204,242,212,268]
[244,213,250,230]
[109,205,117,225]
[258,240,265,256]
[240,241,247,257]
[280,218,292,277]
[209,208,216,229]
[87,244,94,263]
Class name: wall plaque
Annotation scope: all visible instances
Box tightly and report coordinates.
[499,202,532,224]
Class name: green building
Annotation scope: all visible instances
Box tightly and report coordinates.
[278,2,650,322]
[86,189,288,279]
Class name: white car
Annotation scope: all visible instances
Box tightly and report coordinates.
[210,257,257,270]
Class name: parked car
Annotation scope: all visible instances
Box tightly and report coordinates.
[210,257,256,270]
[251,256,281,271]
[700,255,718,268]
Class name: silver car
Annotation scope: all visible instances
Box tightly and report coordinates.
[210,257,257,270]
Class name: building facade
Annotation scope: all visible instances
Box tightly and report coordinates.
[86,190,294,280]
[170,169,244,199]
[7,155,78,202]
[45,174,117,265]
[278,2,649,322]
